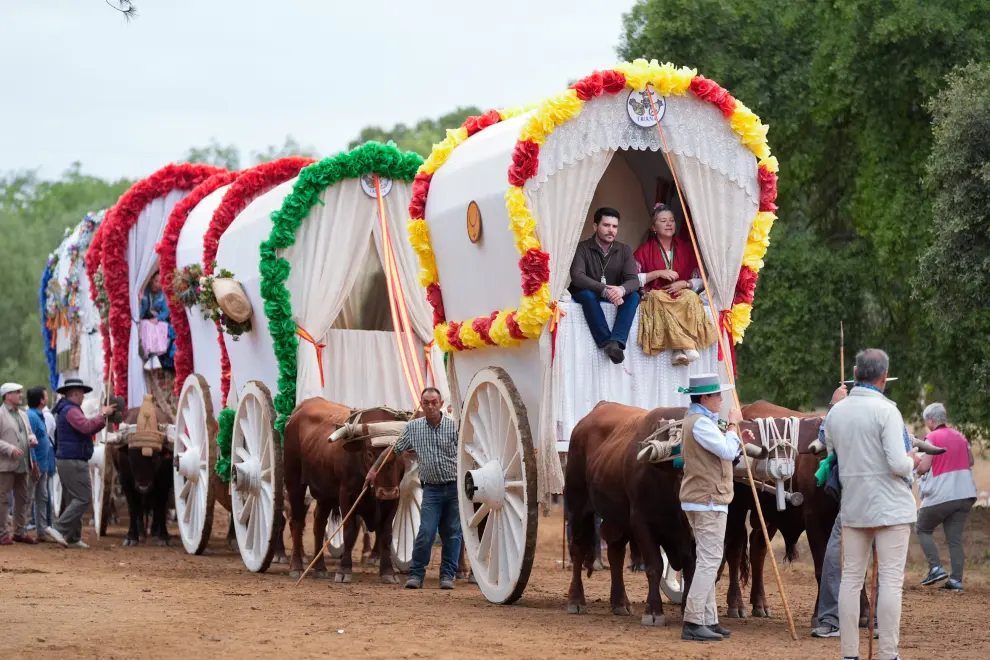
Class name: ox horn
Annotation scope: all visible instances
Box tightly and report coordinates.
[743,443,768,460]
[808,439,826,454]
[912,436,947,455]
[329,422,363,443]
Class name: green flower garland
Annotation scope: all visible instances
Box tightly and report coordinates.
[259,142,423,439]
[215,407,235,482]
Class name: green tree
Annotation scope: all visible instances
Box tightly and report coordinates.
[349,106,484,158]
[915,62,990,433]
[620,0,990,413]
[0,164,132,393]
[182,140,242,171]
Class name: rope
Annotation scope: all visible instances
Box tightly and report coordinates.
[636,419,684,463]
[753,416,800,490]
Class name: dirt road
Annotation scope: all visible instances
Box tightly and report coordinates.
[2,505,988,659]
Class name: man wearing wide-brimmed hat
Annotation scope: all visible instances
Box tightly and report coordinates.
[0,382,39,545]
[46,378,116,549]
[677,373,753,642]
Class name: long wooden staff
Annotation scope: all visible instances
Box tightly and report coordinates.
[294,446,395,585]
[867,546,878,659]
[839,322,845,570]
[645,86,797,641]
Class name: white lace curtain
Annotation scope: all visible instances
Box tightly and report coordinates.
[283,179,374,405]
[524,150,614,504]
[125,190,188,407]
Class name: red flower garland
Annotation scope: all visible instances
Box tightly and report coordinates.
[758,165,778,213]
[156,170,240,396]
[507,140,540,187]
[472,312,499,346]
[505,313,526,340]
[463,110,502,137]
[201,156,315,405]
[85,222,112,380]
[733,265,758,306]
[103,163,223,402]
[519,248,550,296]
[689,75,737,119]
[446,321,467,351]
[408,172,433,221]
[570,71,605,101]
[425,282,445,327]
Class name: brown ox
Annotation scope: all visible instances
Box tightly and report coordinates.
[566,402,697,626]
[282,398,410,583]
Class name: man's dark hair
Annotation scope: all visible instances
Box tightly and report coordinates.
[594,207,620,225]
[690,394,703,405]
[421,387,443,400]
[27,386,46,409]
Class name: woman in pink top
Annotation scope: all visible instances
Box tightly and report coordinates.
[916,402,977,592]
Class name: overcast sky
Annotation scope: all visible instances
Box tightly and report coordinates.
[1,0,637,180]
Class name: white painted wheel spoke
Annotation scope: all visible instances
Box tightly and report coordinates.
[479,514,494,559]
[503,451,521,480]
[464,443,486,468]
[486,512,501,584]
[468,410,492,461]
[234,447,251,463]
[180,478,193,501]
[504,491,525,521]
[469,502,491,529]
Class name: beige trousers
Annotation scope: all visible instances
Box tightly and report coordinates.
[0,471,31,538]
[684,510,727,626]
[840,524,911,660]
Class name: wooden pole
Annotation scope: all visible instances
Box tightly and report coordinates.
[867,545,879,659]
[645,86,798,641]
[294,447,395,585]
[840,321,846,385]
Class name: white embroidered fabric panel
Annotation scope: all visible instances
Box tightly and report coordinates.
[554,299,720,453]
[532,93,759,203]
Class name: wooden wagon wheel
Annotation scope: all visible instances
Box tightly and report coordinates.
[391,457,422,572]
[458,366,538,605]
[173,374,217,555]
[325,508,345,559]
[660,549,684,604]
[89,423,114,537]
[230,381,283,573]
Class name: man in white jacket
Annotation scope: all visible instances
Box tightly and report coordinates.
[824,349,922,660]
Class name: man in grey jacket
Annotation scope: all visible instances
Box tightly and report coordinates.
[824,349,922,660]
[568,207,640,364]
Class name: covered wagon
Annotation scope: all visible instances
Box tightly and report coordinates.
[407,60,778,603]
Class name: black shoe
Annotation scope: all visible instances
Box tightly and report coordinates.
[709,623,731,637]
[921,566,948,585]
[603,341,625,364]
[681,623,722,641]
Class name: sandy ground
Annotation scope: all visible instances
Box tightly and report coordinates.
[3,491,990,660]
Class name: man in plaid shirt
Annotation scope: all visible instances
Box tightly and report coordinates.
[367,387,461,590]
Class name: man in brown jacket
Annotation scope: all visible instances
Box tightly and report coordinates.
[568,207,640,364]
[678,373,752,641]
[0,382,39,545]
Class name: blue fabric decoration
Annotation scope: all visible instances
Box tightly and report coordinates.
[39,256,58,392]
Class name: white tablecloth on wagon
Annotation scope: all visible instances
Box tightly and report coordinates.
[553,298,721,452]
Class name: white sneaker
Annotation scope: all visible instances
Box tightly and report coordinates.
[672,350,690,366]
[45,527,69,547]
[71,540,90,549]
[684,349,700,363]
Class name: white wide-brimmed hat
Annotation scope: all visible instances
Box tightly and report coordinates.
[0,382,23,398]
[678,373,734,396]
